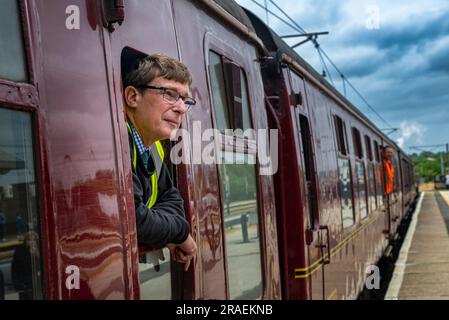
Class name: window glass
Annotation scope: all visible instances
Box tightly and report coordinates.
[375,164,383,207]
[393,153,400,193]
[299,115,316,228]
[367,162,377,211]
[365,136,373,161]
[356,161,368,219]
[338,157,355,228]
[334,116,347,155]
[139,247,171,300]
[220,151,262,299]
[0,107,42,300]
[209,51,230,131]
[0,0,28,82]
[373,141,380,162]
[239,70,252,132]
[352,128,363,159]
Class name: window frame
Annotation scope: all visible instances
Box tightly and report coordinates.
[0,0,38,108]
[206,45,265,299]
[364,135,373,161]
[331,113,356,229]
[351,127,363,159]
[0,0,50,299]
[333,115,349,157]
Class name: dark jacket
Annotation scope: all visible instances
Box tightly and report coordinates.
[129,133,189,245]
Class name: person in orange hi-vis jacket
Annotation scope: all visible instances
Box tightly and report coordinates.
[383,146,395,195]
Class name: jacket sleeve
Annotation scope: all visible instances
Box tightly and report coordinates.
[133,162,190,246]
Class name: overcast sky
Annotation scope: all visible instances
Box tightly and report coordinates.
[236,0,449,155]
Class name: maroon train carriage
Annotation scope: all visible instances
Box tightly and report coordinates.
[243,8,417,299]
[0,0,416,300]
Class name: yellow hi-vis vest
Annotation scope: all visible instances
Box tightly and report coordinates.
[126,122,165,209]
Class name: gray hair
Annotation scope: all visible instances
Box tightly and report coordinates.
[124,53,192,89]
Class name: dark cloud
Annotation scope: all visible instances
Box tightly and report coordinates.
[237,0,449,151]
[338,53,385,78]
[346,11,449,53]
[427,41,449,73]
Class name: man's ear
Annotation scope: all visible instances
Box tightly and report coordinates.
[124,86,141,108]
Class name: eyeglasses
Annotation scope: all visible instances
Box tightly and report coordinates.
[139,85,196,109]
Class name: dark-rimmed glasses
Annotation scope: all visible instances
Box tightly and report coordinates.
[139,85,196,109]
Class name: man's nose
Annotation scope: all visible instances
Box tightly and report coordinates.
[173,99,188,114]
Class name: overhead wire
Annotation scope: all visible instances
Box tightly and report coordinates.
[244,0,395,131]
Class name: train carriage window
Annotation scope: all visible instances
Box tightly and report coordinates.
[393,153,400,193]
[333,115,348,156]
[0,107,43,300]
[333,116,355,228]
[375,163,384,207]
[220,152,262,299]
[209,52,231,131]
[299,115,318,228]
[0,0,28,82]
[367,162,377,211]
[338,158,355,228]
[239,70,252,132]
[373,140,380,162]
[364,136,373,161]
[208,51,252,134]
[373,140,383,207]
[352,127,368,218]
[208,50,263,299]
[365,135,377,211]
[352,127,363,159]
[355,160,368,219]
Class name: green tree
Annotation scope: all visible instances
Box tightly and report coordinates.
[412,152,444,182]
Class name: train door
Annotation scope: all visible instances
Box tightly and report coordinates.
[99,0,187,299]
[287,70,327,299]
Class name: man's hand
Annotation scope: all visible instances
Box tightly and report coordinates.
[167,235,197,271]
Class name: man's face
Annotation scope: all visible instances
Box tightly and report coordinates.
[384,147,394,161]
[134,76,189,143]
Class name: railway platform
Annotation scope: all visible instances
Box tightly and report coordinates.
[386,191,449,299]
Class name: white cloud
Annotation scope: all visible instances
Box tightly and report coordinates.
[235,0,449,152]
[395,121,426,148]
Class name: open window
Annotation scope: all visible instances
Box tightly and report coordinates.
[120,47,178,300]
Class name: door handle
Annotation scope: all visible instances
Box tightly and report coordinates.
[319,225,331,265]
